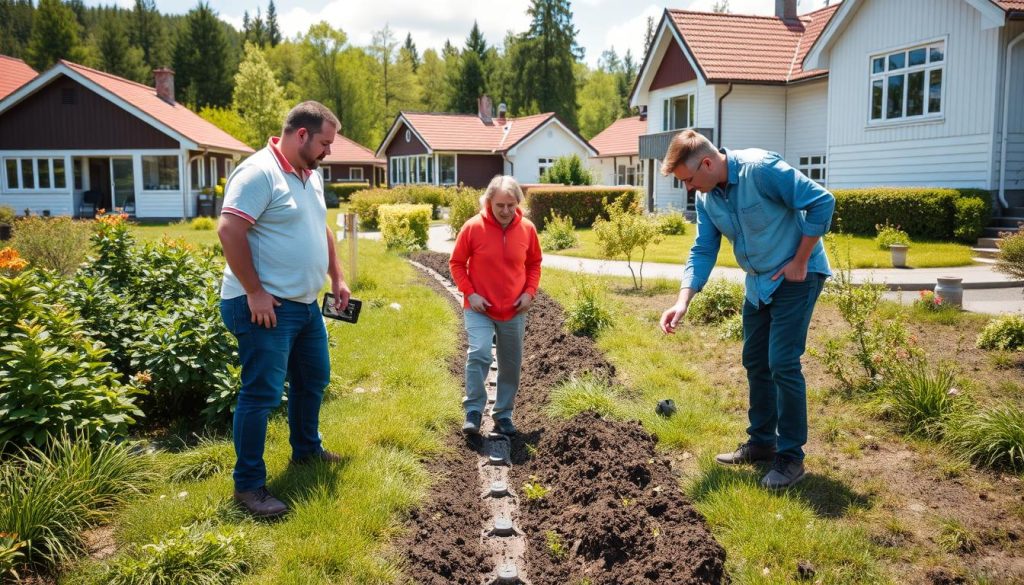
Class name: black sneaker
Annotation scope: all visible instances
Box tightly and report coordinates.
[493,417,518,436]
[234,486,287,518]
[462,410,482,435]
[715,441,777,465]
[761,455,806,489]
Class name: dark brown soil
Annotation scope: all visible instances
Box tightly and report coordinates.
[403,251,726,585]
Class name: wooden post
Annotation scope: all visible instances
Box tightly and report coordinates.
[346,212,358,285]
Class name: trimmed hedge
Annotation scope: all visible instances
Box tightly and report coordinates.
[832,187,991,241]
[350,185,482,230]
[525,186,643,231]
[379,204,431,250]
[324,182,370,207]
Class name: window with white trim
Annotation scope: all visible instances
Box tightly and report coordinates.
[190,158,205,189]
[538,157,555,179]
[3,157,67,190]
[141,155,180,191]
[225,159,235,178]
[389,155,433,185]
[663,94,695,131]
[321,166,332,181]
[348,167,362,181]
[870,41,944,122]
[439,154,456,185]
[616,163,640,186]
[209,158,219,186]
[798,155,827,184]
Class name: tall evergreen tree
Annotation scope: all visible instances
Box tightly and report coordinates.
[131,0,168,72]
[369,24,419,134]
[465,20,487,60]
[233,42,287,146]
[266,0,281,47]
[508,0,581,127]
[245,7,266,47]
[441,39,458,60]
[173,2,232,108]
[449,51,485,113]
[401,32,420,72]
[0,0,35,59]
[27,0,83,70]
[96,11,148,82]
[642,15,655,57]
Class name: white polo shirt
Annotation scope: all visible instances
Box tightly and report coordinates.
[220,137,328,304]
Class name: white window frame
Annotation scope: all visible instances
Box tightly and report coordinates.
[225,159,235,178]
[2,157,69,192]
[140,155,181,192]
[348,167,361,181]
[538,157,555,179]
[388,155,433,185]
[797,154,827,184]
[868,38,946,126]
[190,158,206,189]
[663,94,695,131]
[322,166,332,181]
[209,158,219,187]
[438,154,456,185]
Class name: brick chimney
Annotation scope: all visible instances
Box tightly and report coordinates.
[478,95,493,125]
[496,102,508,125]
[775,0,797,20]
[153,68,175,104]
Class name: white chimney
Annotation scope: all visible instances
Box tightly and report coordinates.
[497,102,508,124]
[153,68,175,104]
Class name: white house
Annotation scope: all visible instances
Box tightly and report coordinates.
[588,115,647,187]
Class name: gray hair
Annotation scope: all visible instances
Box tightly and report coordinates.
[480,175,524,209]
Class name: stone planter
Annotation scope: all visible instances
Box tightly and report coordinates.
[890,244,909,268]
[934,276,964,308]
[0,224,10,241]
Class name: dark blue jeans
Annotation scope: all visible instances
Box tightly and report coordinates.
[741,275,826,461]
[220,295,330,492]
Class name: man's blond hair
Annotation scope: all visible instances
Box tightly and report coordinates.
[660,129,717,176]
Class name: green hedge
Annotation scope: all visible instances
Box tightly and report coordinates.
[525,186,643,231]
[324,182,370,207]
[350,185,482,230]
[379,204,431,251]
[832,188,992,241]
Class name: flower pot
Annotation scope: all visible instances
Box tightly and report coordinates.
[889,244,909,268]
[934,276,964,308]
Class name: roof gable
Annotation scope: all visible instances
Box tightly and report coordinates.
[589,116,645,157]
[323,134,385,165]
[650,36,698,91]
[0,56,37,101]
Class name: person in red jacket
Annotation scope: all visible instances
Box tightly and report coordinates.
[449,175,542,436]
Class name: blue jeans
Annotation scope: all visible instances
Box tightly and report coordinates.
[741,275,826,461]
[463,310,526,421]
[220,295,330,492]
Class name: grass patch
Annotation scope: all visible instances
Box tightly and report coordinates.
[547,375,625,419]
[557,229,975,269]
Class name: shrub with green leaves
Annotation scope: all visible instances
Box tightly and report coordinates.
[952,197,989,242]
[718,313,744,341]
[996,229,1024,281]
[10,216,93,275]
[564,275,613,337]
[524,186,641,231]
[379,204,431,252]
[539,154,593,186]
[832,187,991,239]
[539,213,578,251]
[0,205,15,225]
[448,191,480,237]
[324,182,370,206]
[874,222,910,250]
[351,185,479,229]
[945,403,1024,471]
[976,314,1024,351]
[687,279,744,325]
[190,217,216,231]
[656,210,688,236]
[879,361,963,439]
[593,197,663,289]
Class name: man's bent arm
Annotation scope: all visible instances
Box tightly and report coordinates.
[218,213,263,294]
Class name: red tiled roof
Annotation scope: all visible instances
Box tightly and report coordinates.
[61,60,253,153]
[589,116,645,157]
[0,55,37,100]
[399,112,557,152]
[669,3,840,84]
[995,0,1024,11]
[323,134,385,166]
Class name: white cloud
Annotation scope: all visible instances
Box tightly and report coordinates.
[598,4,663,65]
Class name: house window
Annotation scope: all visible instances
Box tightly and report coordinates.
[870,41,944,122]
[798,155,827,183]
[190,158,205,189]
[322,166,332,181]
[616,162,638,186]
[142,155,180,190]
[388,155,433,185]
[348,167,362,181]
[3,157,67,190]
[538,157,555,179]
[225,159,235,178]
[663,94,695,131]
[439,154,456,185]
[209,158,219,186]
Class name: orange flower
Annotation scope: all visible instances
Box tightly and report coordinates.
[0,247,28,272]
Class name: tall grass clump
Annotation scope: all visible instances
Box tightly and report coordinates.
[945,404,1024,472]
[10,217,93,275]
[686,278,744,325]
[167,437,234,483]
[547,374,623,419]
[564,275,613,337]
[190,217,216,231]
[0,434,152,572]
[878,361,964,439]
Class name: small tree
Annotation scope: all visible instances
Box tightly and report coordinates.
[592,197,662,289]
[540,154,593,185]
[995,229,1024,281]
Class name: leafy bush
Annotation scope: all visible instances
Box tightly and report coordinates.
[540,154,593,185]
[874,222,910,250]
[976,314,1024,351]
[0,435,151,573]
[379,204,431,252]
[539,213,578,251]
[995,229,1024,280]
[525,186,641,231]
[832,187,991,239]
[656,210,688,236]
[913,290,956,313]
[593,197,663,289]
[953,197,989,242]
[350,185,479,229]
[324,182,370,206]
[718,313,744,341]
[190,217,216,231]
[448,191,480,237]
[564,275,613,337]
[0,247,28,274]
[945,403,1024,471]
[0,205,15,225]
[878,361,963,439]
[687,278,744,325]
[10,217,93,275]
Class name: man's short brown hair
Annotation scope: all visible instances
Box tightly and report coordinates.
[660,129,717,176]
[282,101,340,136]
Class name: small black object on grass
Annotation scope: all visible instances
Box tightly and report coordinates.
[656,399,677,417]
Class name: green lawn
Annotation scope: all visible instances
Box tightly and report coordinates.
[554,228,976,269]
[130,208,348,248]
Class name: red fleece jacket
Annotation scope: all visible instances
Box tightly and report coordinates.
[449,206,542,321]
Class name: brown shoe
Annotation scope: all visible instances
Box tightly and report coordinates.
[715,441,777,465]
[234,486,287,518]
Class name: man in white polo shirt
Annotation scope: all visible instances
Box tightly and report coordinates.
[218,101,350,518]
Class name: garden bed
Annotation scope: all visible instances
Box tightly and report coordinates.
[402,251,725,584]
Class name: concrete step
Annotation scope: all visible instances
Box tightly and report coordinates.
[971,247,1000,259]
[976,237,1002,248]
[985,225,1019,237]
[991,216,1024,228]
[1004,206,1024,217]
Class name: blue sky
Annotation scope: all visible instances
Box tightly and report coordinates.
[88,0,830,67]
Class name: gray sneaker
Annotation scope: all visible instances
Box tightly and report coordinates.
[715,441,777,465]
[761,456,806,489]
[462,411,482,435]
[234,486,288,518]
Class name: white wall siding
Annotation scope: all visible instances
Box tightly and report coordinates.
[1000,22,1024,190]
[136,193,186,218]
[827,133,991,188]
[508,122,592,184]
[653,163,686,211]
[646,81,701,135]
[719,85,787,155]
[590,157,615,185]
[785,80,829,168]
[0,193,74,216]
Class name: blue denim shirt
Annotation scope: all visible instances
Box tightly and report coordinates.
[679,148,835,306]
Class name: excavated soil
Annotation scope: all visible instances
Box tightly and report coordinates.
[401,251,725,584]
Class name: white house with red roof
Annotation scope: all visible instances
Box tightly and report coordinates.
[588,115,647,187]
[0,56,37,101]
[375,97,597,189]
[0,59,254,219]
[631,0,1024,215]
[319,134,387,187]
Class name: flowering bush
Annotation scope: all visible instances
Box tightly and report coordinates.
[913,290,953,312]
[0,247,28,274]
[875,221,911,250]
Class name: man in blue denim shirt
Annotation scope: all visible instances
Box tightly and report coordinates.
[658,130,835,489]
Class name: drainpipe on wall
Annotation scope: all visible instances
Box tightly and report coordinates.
[999,32,1024,210]
[716,83,734,147]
